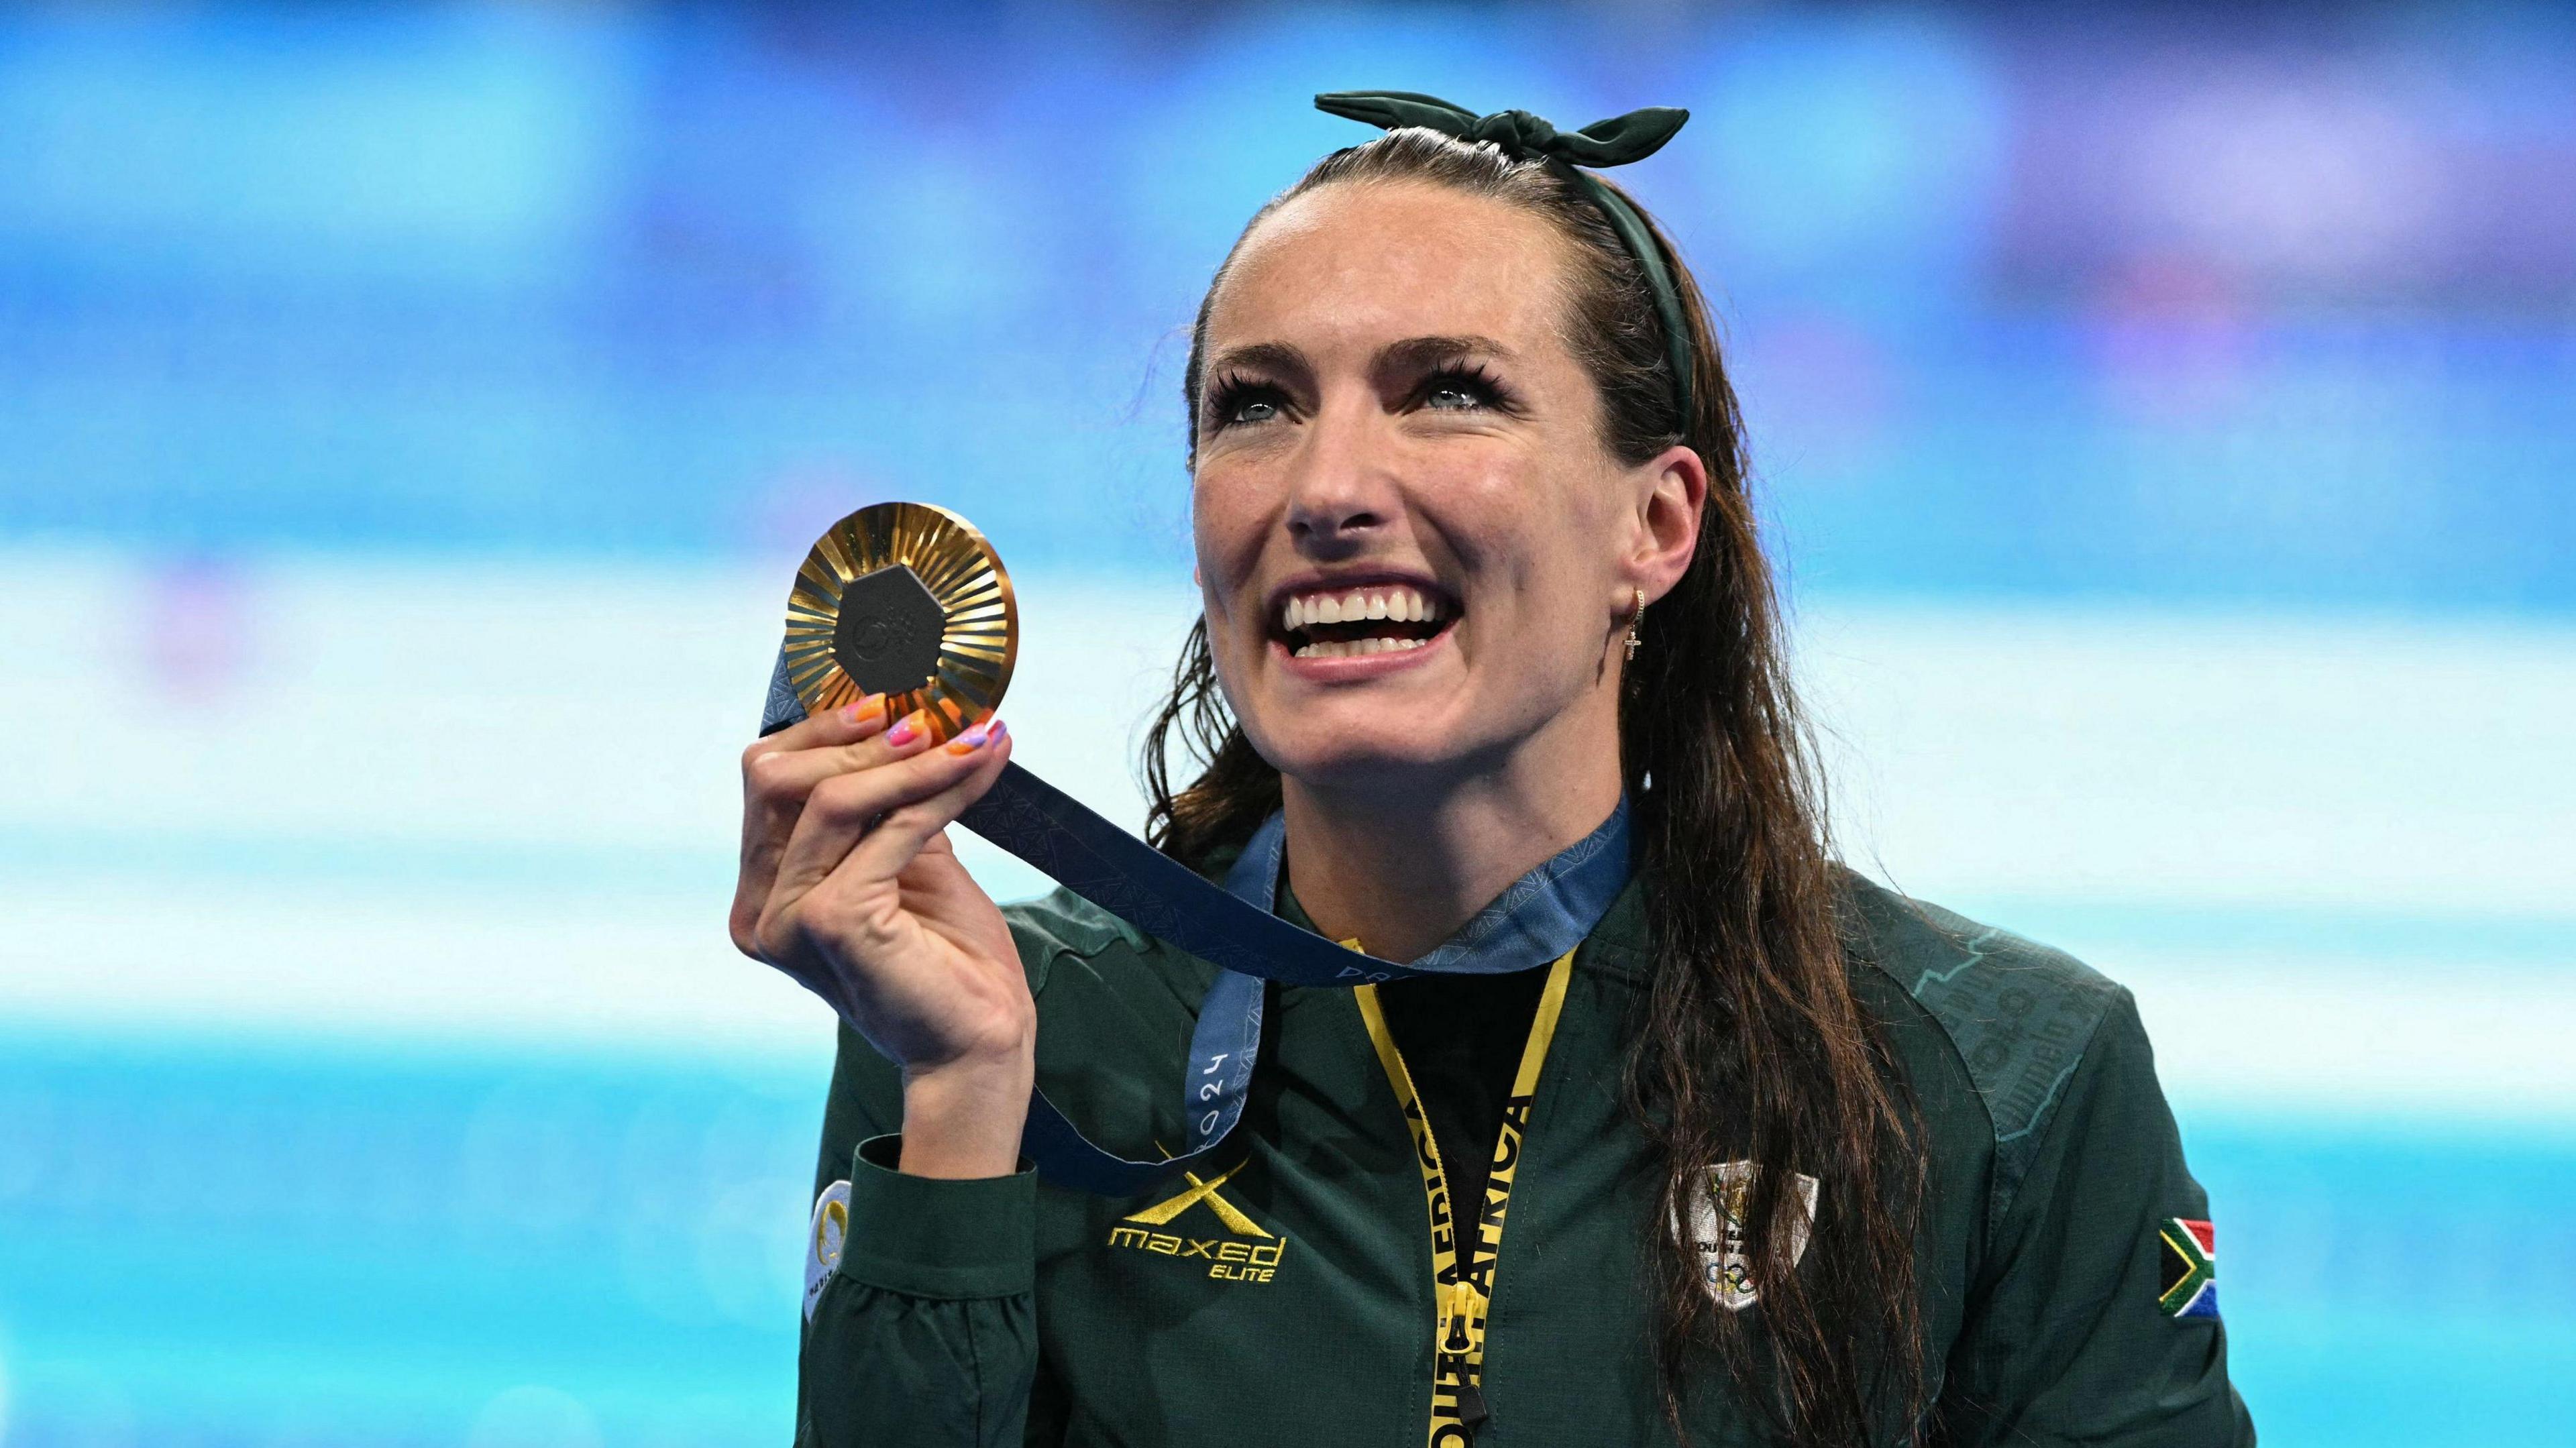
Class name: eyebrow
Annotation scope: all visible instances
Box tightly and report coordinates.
[1379,334,1521,371]
[1203,334,1522,388]
[1204,341,1313,390]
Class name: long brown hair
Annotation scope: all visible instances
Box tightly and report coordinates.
[1142,129,1925,1447]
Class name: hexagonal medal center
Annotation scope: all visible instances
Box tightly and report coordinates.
[833,565,945,695]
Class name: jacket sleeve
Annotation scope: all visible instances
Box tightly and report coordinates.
[1937,989,2256,1447]
[794,1025,1046,1448]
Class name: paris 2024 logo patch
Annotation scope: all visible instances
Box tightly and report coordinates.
[1676,1161,1819,1313]
[804,1180,851,1323]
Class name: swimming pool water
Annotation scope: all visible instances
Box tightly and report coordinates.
[0,1032,2567,1445]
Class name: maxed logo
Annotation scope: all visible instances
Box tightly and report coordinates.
[1105,1159,1287,1284]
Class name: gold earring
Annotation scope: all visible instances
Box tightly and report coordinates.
[1625,588,1646,661]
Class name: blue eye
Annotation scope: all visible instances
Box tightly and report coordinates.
[1208,374,1289,430]
[1419,363,1508,414]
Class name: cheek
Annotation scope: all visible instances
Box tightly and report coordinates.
[1444,451,1601,587]
[1189,464,1269,622]
[1462,478,1618,661]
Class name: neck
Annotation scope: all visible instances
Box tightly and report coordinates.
[1278,702,1624,962]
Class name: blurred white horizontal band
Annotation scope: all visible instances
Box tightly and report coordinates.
[2,874,2569,1123]
[1,547,2569,1118]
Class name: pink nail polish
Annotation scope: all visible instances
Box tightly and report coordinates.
[886,714,920,747]
[986,718,1007,742]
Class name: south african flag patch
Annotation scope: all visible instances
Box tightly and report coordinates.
[2158,1217,2219,1319]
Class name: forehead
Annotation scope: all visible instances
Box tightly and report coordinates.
[1204,180,1572,361]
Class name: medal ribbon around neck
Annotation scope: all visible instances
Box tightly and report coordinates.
[761,503,1631,1196]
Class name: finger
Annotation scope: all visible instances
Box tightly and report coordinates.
[838,720,1013,889]
[742,702,950,811]
[739,702,934,903]
[785,723,1014,978]
[740,691,892,771]
[733,694,902,957]
[769,714,1004,900]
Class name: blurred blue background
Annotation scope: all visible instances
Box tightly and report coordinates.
[0,4,2571,1445]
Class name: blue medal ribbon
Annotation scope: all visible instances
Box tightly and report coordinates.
[761,658,1631,1195]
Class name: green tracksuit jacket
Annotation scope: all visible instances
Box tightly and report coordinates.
[794,867,2254,1447]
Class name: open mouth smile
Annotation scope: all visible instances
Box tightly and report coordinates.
[1270,581,1458,660]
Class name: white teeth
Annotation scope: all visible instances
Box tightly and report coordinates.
[1281,583,1448,636]
[1291,634,1434,659]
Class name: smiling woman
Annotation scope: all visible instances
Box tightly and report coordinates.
[737,96,2255,1448]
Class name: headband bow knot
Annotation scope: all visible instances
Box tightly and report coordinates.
[1313,90,1696,424]
[1314,92,1688,170]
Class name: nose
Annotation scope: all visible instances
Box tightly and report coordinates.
[1282,405,1395,557]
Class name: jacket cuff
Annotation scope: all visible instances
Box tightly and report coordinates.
[836,1133,1037,1300]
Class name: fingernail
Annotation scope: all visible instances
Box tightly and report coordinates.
[886,712,922,747]
[841,693,882,724]
[945,723,990,756]
[985,718,1007,742]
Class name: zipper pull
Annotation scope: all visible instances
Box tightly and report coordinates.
[1442,1282,1491,1436]
[1446,1280,1481,1333]
[1456,1381,1491,1434]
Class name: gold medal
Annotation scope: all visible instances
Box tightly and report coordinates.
[781,502,1016,744]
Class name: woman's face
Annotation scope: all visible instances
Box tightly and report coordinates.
[1191,179,1701,797]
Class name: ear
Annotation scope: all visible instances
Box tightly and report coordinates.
[1621,443,1706,606]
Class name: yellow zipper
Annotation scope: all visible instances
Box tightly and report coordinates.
[1356,947,1576,1446]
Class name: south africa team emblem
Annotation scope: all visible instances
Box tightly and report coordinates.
[2158,1217,2219,1319]
[1678,1161,1819,1313]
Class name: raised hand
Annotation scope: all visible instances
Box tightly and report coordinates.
[733,700,1029,1177]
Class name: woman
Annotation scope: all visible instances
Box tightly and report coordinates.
[733,95,2253,1447]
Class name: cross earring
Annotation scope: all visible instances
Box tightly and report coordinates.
[1625,588,1646,661]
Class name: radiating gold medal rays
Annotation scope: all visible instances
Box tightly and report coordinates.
[782,502,1017,744]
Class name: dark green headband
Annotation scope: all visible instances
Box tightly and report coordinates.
[1315,90,1695,427]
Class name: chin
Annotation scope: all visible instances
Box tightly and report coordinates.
[1240,698,1481,795]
